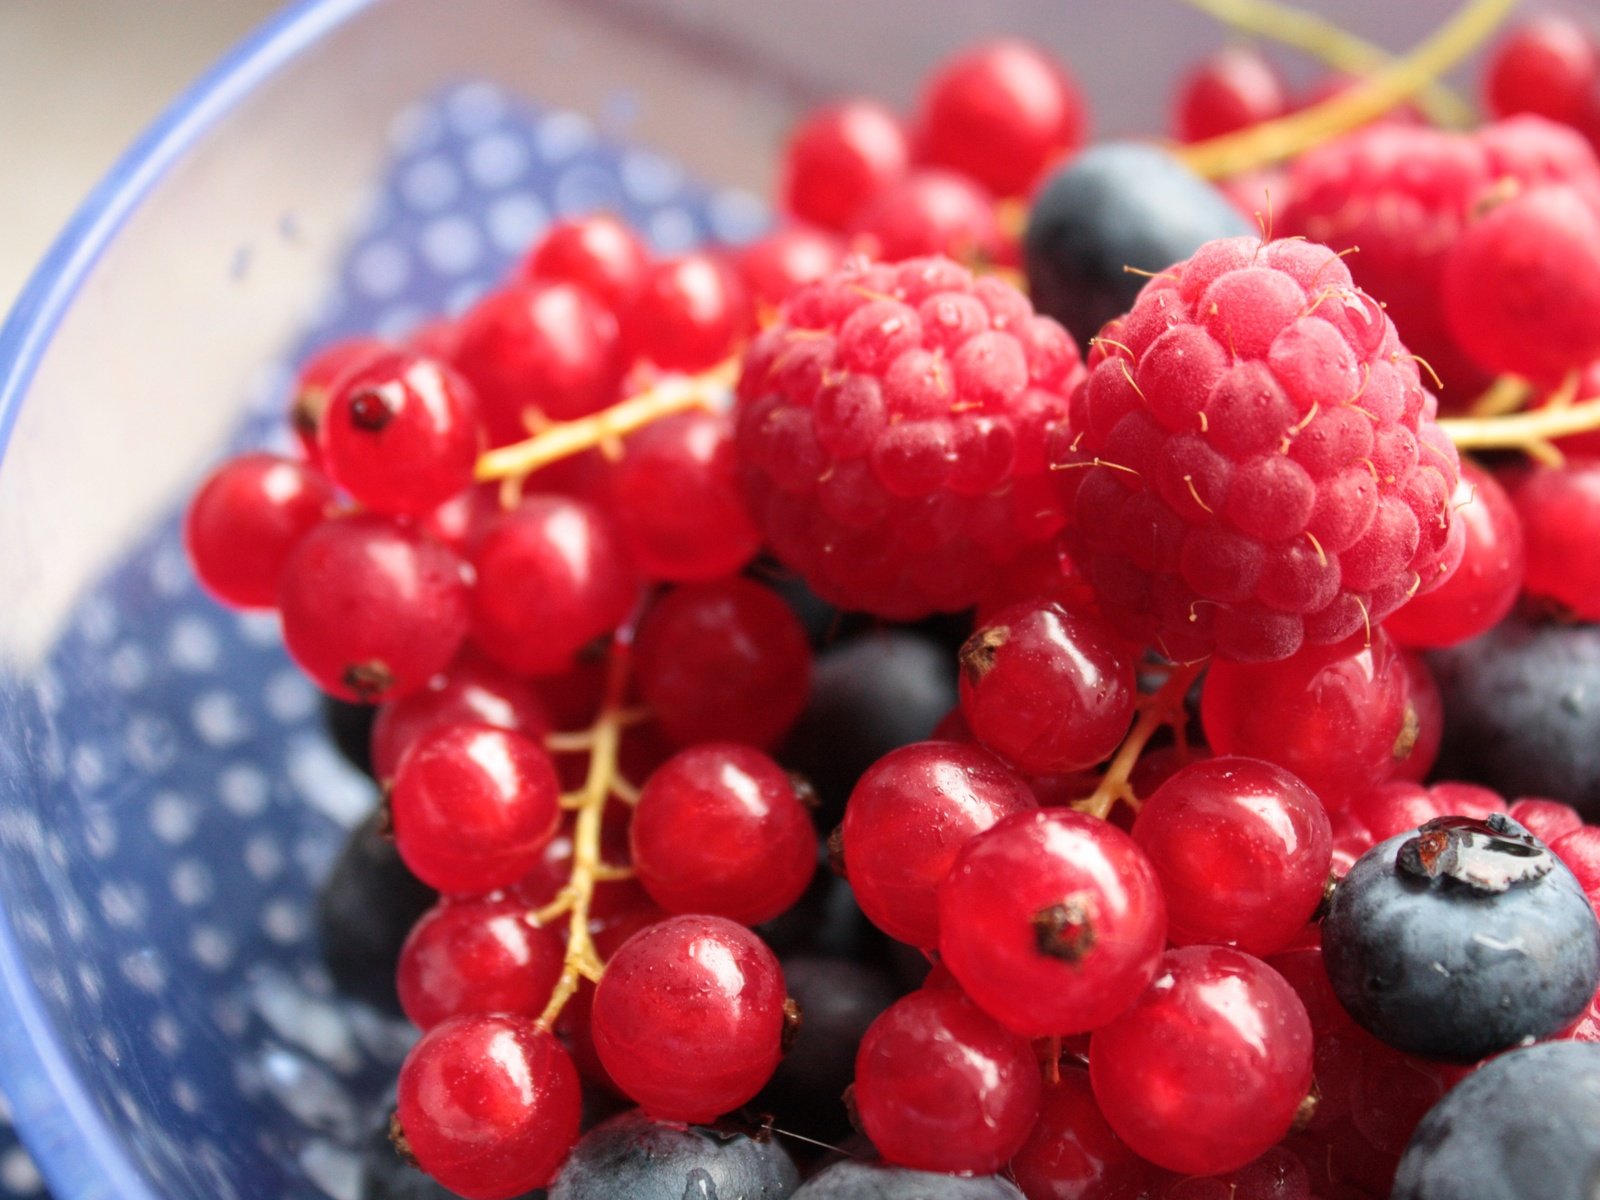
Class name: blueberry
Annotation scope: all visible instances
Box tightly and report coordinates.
[323,691,378,778]
[757,859,888,963]
[318,807,437,1014]
[1023,142,1254,348]
[1427,616,1600,820]
[1322,813,1600,1061]
[1392,1040,1600,1200]
[548,1109,800,1199]
[779,630,957,829]
[753,955,901,1150]
[791,1160,1025,1199]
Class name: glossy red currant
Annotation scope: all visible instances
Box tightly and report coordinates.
[390,723,563,894]
[184,453,336,610]
[938,808,1167,1036]
[629,743,818,925]
[590,915,788,1122]
[396,1012,580,1199]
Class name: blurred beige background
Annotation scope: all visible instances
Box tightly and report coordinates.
[0,0,288,316]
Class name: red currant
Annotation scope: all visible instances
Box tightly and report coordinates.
[629,743,817,925]
[853,985,1042,1174]
[624,254,748,372]
[469,495,639,677]
[519,212,651,312]
[1133,756,1332,955]
[397,893,564,1030]
[319,349,481,516]
[1174,46,1290,143]
[390,723,563,894]
[849,169,1002,264]
[841,740,1037,949]
[959,600,1137,776]
[1008,1066,1160,1200]
[288,335,391,464]
[278,514,470,702]
[396,1012,580,1199]
[780,100,910,231]
[450,281,625,443]
[371,651,551,782]
[1201,628,1414,809]
[184,453,336,610]
[634,577,811,749]
[914,39,1087,197]
[735,223,849,314]
[938,808,1167,1036]
[1485,16,1600,129]
[590,915,787,1122]
[1505,457,1600,620]
[605,408,761,582]
[1090,946,1314,1176]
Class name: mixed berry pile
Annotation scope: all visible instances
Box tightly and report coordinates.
[184,8,1600,1200]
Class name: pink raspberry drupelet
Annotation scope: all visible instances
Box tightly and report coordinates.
[737,255,1083,619]
[1058,234,1463,663]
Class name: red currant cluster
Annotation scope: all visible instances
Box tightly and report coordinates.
[181,8,1600,1200]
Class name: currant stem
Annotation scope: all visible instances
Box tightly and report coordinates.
[544,708,652,754]
[1073,661,1206,822]
[1177,0,1475,129]
[1439,386,1600,469]
[476,359,740,485]
[1466,373,1534,418]
[1176,0,1515,179]
[536,644,634,1033]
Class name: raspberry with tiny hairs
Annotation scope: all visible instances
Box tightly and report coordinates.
[1057,234,1463,663]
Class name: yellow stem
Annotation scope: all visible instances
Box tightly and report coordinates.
[1176,0,1516,180]
[1072,662,1206,821]
[1439,392,1600,467]
[476,360,739,484]
[1177,0,1475,129]
[1466,374,1534,418]
[536,649,632,1032]
[544,708,653,754]
[531,889,575,927]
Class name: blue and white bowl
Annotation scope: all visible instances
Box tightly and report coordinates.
[0,1,1466,1196]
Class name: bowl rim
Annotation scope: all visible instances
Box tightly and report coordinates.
[0,2,377,1196]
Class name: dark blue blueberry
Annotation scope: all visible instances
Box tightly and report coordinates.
[1392,1040,1600,1200]
[1023,142,1254,348]
[761,564,843,652]
[791,1160,1024,1199]
[318,807,436,1014]
[323,691,377,778]
[1427,616,1600,821]
[1322,814,1600,1061]
[548,1109,800,1200]
[753,956,901,1152]
[779,631,957,830]
[757,858,888,964]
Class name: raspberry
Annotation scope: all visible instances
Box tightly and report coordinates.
[1058,235,1463,663]
[736,256,1082,618]
[1282,116,1600,404]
